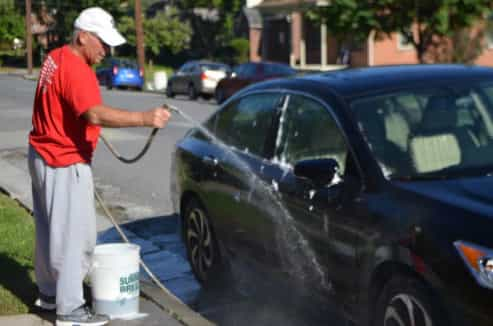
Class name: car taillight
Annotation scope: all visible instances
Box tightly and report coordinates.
[112,66,118,75]
[139,68,144,77]
[201,72,208,80]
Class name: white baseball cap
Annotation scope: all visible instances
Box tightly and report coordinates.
[74,7,126,47]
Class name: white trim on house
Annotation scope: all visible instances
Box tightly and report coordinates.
[321,22,327,67]
[247,0,263,8]
[368,30,375,66]
[397,32,414,51]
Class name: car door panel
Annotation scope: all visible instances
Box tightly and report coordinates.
[205,93,284,262]
[270,93,369,300]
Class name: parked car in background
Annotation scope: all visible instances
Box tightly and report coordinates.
[214,61,296,104]
[166,60,231,100]
[172,65,493,326]
[96,58,144,91]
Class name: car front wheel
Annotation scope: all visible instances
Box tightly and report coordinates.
[166,83,174,98]
[188,84,198,100]
[183,198,220,284]
[374,276,445,326]
[106,76,113,90]
[215,86,225,104]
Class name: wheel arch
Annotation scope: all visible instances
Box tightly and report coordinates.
[367,260,447,326]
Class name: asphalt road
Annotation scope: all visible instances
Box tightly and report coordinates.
[0,74,217,221]
[0,75,348,326]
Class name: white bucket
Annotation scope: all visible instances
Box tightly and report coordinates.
[90,243,141,319]
[153,71,167,91]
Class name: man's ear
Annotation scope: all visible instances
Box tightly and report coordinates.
[77,31,88,46]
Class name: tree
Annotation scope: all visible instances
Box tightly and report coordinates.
[179,0,244,59]
[41,0,127,45]
[306,1,377,50]
[431,25,488,64]
[0,2,25,52]
[308,0,493,63]
[118,7,192,58]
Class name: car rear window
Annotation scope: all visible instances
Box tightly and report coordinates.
[200,64,230,72]
[117,60,138,69]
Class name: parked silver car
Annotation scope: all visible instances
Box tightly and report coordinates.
[166,60,231,100]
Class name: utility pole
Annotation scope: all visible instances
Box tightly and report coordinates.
[25,0,33,75]
[135,0,145,75]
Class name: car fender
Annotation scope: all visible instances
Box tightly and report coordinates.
[355,243,446,326]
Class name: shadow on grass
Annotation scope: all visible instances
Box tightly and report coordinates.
[0,253,37,310]
[0,252,96,323]
[0,253,57,323]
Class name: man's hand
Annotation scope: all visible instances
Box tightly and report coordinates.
[142,107,171,128]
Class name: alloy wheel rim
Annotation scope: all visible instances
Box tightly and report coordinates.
[384,293,433,326]
[187,208,214,280]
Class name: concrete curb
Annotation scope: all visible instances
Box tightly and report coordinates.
[140,281,214,326]
[0,314,53,326]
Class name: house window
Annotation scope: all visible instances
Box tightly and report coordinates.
[397,32,414,51]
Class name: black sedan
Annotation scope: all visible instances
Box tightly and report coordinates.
[171,65,493,326]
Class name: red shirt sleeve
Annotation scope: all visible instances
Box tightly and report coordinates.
[62,60,102,118]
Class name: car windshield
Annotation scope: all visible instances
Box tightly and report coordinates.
[200,64,230,72]
[117,60,138,69]
[350,81,493,180]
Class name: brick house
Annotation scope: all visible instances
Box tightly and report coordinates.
[245,0,493,70]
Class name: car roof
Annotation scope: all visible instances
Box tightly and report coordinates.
[248,64,493,99]
[242,61,291,67]
[187,60,228,65]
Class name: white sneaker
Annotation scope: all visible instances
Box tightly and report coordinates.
[56,305,109,326]
[34,294,56,311]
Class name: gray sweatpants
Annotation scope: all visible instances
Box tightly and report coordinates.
[28,146,97,315]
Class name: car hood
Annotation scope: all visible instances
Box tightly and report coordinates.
[393,176,493,217]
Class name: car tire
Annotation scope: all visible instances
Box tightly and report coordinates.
[215,86,225,104]
[183,198,223,285]
[188,84,198,100]
[106,77,113,90]
[166,83,174,98]
[374,275,446,326]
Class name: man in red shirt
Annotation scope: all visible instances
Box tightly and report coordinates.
[28,7,171,326]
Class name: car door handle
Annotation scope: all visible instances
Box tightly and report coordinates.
[202,155,219,166]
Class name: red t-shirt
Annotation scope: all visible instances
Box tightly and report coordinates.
[29,45,102,167]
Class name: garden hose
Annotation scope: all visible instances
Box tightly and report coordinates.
[99,103,182,164]
[96,103,187,307]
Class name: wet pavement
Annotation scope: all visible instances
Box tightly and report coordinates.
[98,216,350,326]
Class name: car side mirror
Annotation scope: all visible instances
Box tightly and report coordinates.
[294,158,340,187]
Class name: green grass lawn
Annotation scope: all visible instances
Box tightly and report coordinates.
[0,192,36,315]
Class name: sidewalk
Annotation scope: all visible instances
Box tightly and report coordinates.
[0,149,212,325]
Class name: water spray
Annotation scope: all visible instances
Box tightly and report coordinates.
[97,101,332,319]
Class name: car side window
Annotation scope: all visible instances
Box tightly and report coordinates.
[214,93,282,157]
[276,94,348,174]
